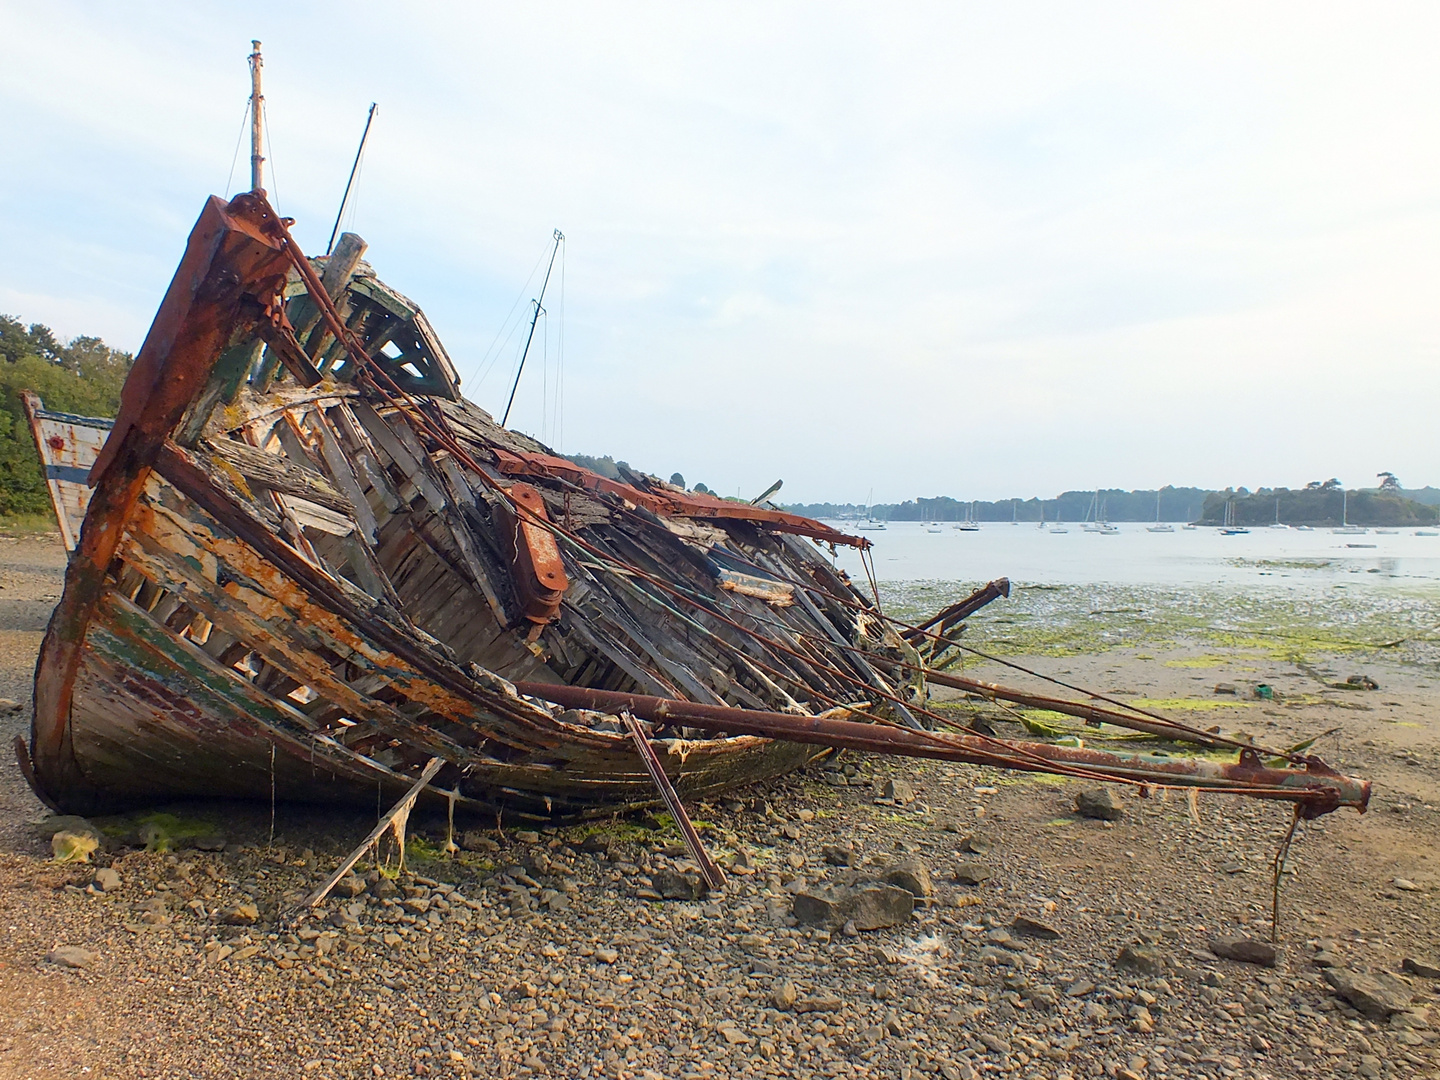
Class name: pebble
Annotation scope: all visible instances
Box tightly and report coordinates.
[771,978,798,1009]
[653,867,706,901]
[792,884,913,930]
[794,991,842,1013]
[882,858,934,900]
[1116,944,1168,974]
[1401,957,1440,979]
[881,778,915,804]
[92,867,122,892]
[1075,788,1124,820]
[1323,969,1411,1018]
[1209,934,1279,967]
[45,945,97,969]
[220,902,260,925]
[952,861,993,885]
[1010,914,1062,940]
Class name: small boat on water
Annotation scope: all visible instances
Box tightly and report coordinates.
[954,501,980,531]
[1333,491,1367,535]
[1147,491,1174,533]
[1219,500,1249,535]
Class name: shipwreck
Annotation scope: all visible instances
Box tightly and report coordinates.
[17,54,1370,841]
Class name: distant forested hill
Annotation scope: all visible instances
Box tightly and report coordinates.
[0,317,132,517]
[1201,487,1439,527]
[785,487,1213,523]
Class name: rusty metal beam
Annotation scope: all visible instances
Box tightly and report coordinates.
[511,681,1371,817]
[922,668,1233,749]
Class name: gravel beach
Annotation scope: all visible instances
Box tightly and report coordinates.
[2,534,1437,1080]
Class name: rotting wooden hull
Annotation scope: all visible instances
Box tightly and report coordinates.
[20,192,885,819]
[19,191,1375,826]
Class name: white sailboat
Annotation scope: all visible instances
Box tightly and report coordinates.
[955,500,980,531]
[1332,491,1367,535]
[1147,490,1174,533]
[1095,493,1118,534]
[856,488,886,530]
[1269,497,1290,529]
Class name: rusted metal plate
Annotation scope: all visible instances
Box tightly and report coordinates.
[497,482,568,625]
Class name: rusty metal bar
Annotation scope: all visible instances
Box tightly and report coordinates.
[622,714,725,892]
[922,668,1234,750]
[513,681,1371,817]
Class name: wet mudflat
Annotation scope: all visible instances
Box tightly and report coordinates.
[1,534,1438,1080]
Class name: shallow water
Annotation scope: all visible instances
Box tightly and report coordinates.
[818,521,1440,664]
[825,519,1440,593]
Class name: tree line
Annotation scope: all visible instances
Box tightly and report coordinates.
[0,317,132,518]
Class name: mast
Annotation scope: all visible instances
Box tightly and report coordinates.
[501,229,566,427]
[248,40,265,194]
[327,103,378,256]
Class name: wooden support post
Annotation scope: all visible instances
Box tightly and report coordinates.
[303,756,444,909]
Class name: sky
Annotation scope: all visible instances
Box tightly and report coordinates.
[3,3,1438,503]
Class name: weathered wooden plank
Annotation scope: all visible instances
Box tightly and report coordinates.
[305,407,380,543]
[207,437,353,515]
[350,401,447,510]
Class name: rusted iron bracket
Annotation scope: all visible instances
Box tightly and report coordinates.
[622,714,726,892]
[496,481,569,627]
[922,668,1233,749]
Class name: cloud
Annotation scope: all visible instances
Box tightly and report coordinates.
[3,1,1438,500]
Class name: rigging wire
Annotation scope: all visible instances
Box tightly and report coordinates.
[467,242,551,390]
[224,99,251,198]
[262,101,280,212]
[501,229,564,427]
[328,103,377,256]
[535,305,544,443]
[557,240,566,452]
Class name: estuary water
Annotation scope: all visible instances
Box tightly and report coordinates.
[825,520,1440,595]
[821,521,1440,662]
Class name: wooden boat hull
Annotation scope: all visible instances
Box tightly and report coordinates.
[22,192,875,819]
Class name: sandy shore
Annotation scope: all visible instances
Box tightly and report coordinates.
[1,533,1437,1080]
